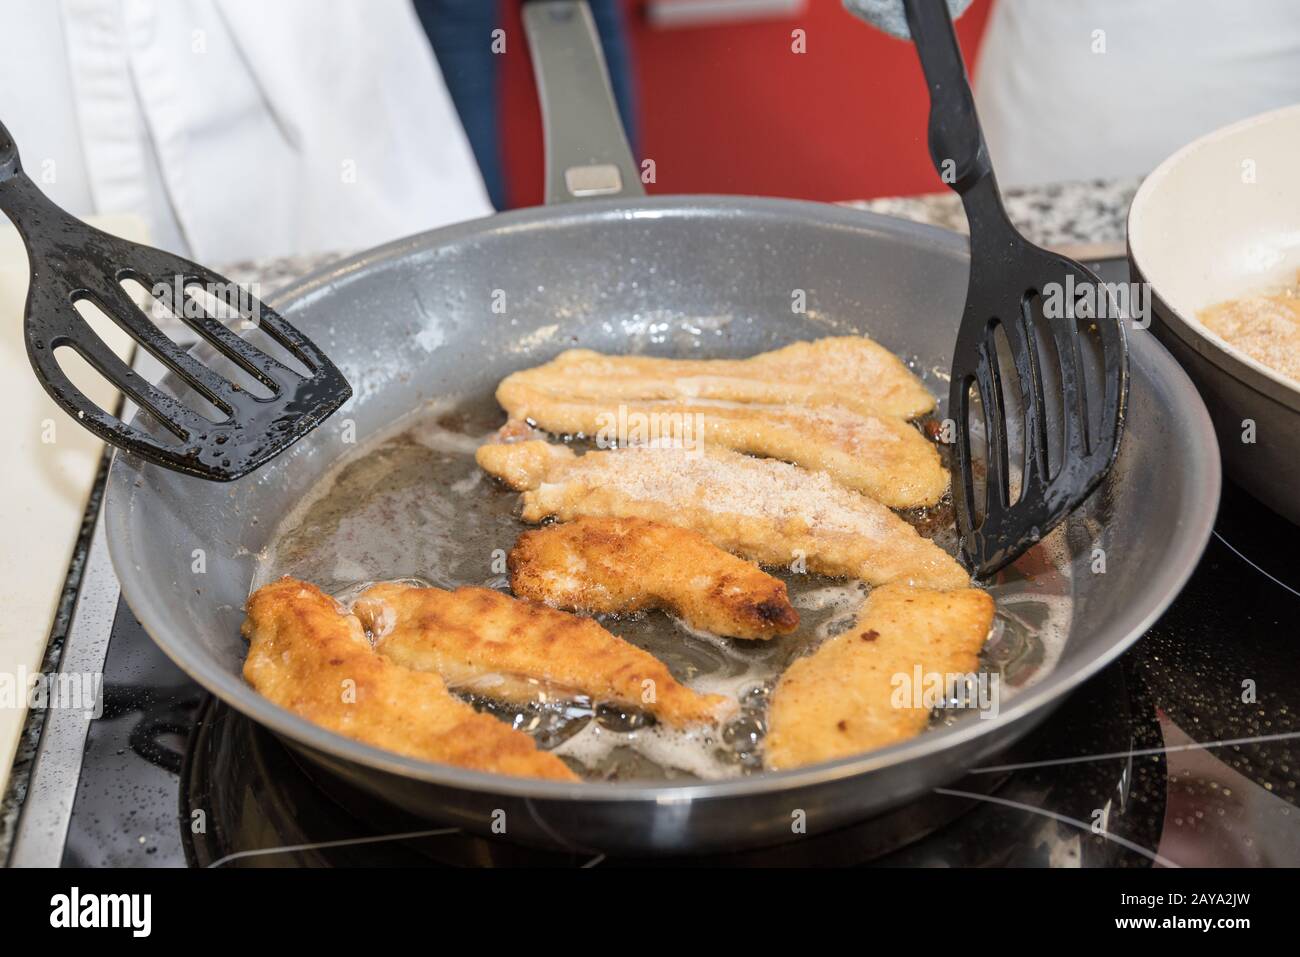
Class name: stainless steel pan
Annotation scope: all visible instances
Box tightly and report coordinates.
[102,1,1219,854]
[1129,104,1300,526]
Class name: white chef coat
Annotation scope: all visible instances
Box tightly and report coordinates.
[0,0,492,263]
[974,0,1300,187]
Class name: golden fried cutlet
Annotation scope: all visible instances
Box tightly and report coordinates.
[241,578,577,781]
[357,580,736,727]
[494,385,947,507]
[476,441,969,590]
[508,517,799,640]
[764,583,995,770]
[498,337,935,419]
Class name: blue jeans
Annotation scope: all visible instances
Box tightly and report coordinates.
[415,0,639,209]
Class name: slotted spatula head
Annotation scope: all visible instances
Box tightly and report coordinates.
[0,120,351,481]
[852,0,1129,577]
[948,199,1127,575]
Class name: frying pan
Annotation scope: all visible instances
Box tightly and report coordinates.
[102,1,1219,853]
[1128,104,1300,526]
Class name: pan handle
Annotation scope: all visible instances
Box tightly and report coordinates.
[523,0,644,205]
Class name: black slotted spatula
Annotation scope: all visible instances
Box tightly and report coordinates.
[0,120,351,481]
[857,0,1128,578]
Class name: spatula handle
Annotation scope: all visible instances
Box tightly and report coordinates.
[0,118,21,182]
[903,0,988,191]
[903,0,1015,255]
[0,118,85,273]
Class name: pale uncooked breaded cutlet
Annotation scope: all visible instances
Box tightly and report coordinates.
[493,387,947,507]
[356,580,735,727]
[508,516,799,640]
[476,441,969,590]
[496,337,936,419]
[1199,283,1300,384]
[242,577,577,781]
[763,583,995,770]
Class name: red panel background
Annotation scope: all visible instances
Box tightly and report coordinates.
[500,0,993,208]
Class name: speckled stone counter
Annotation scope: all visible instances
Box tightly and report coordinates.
[844,177,1140,251]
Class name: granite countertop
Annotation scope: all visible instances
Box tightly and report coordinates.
[843,177,1140,253]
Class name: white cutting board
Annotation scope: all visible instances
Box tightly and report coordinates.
[0,215,144,797]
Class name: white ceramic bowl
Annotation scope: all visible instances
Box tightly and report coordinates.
[1129,103,1300,523]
